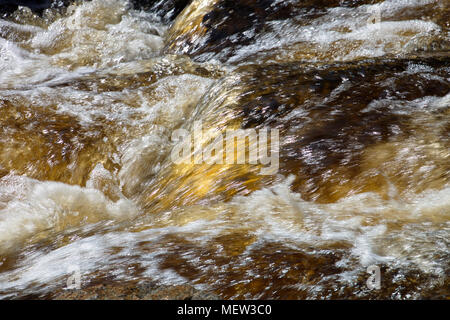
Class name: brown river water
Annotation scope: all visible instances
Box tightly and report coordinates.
[0,0,449,299]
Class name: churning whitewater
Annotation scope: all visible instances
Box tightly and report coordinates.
[0,0,448,299]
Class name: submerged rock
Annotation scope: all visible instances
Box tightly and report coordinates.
[130,0,191,22]
[0,0,76,17]
[0,0,190,22]
[165,0,385,62]
[141,54,449,210]
[0,1,52,15]
[233,55,449,202]
[52,281,219,300]
[165,0,449,65]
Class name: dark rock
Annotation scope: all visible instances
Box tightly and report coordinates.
[53,281,220,300]
[234,56,450,201]
[143,54,449,210]
[0,0,49,16]
[165,0,384,62]
[130,0,191,22]
[0,0,76,17]
[0,0,190,20]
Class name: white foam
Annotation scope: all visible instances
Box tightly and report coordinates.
[0,174,139,253]
[0,177,447,296]
[226,177,450,271]
[228,0,443,63]
[118,74,214,194]
[0,0,167,89]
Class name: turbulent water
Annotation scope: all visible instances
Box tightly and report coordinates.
[0,0,448,299]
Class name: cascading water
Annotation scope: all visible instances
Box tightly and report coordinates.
[0,0,448,299]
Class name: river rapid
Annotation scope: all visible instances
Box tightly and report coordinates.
[0,0,448,299]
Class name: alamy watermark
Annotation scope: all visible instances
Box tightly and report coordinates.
[367,6,382,29]
[64,243,92,290]
[170,121,280,175]
[366,265,381,290]
[66,265,81,290]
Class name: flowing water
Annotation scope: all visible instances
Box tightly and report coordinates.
[0,0,448,299]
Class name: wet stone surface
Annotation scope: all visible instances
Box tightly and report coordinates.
[232,56,450,201]
[52,282,220,300]
[165,0,386,62]
[130,0,191,22]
